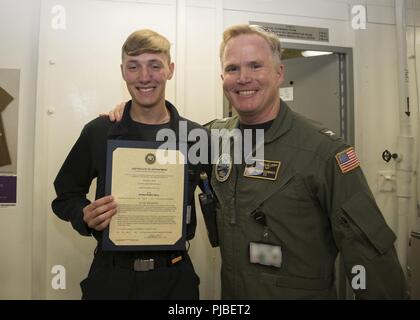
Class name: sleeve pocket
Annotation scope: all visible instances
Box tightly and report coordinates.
[341,192,396,258]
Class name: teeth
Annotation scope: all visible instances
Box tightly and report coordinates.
[238,90,256,96]
[138,88,154,92]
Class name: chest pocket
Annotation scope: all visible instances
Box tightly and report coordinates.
[241,168,296,218]
[241,173,296,242]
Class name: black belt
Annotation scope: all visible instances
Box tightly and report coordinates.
[95,251,186,272]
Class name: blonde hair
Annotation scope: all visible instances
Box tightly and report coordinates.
[220,24,282,66]
[122,29,171,63]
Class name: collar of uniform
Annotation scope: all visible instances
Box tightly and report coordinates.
[165,100,184,141]
[217,100,293,142]
[225,115,240,131]
[165,100,189,143]
[107,100,184,140]
[263,100,293,144]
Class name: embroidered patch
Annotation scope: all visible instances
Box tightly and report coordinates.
[243,159,281,181]
[320,128,340,141]
[335,147,360,173]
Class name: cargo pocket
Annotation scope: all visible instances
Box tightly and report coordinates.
[260,272,333,290]
[340,192,396,259]
[256,272,336,299]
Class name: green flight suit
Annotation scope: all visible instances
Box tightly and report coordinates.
[207,101,407,299]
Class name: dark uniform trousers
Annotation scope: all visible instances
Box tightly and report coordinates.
[81,249,200,300]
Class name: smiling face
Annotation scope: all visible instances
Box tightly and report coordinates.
[121,52,174,110]
[221,34,284,124]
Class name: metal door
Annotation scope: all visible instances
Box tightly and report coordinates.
[282,53,342,136]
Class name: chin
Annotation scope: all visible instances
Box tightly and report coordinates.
[132,98,156,108]
[236,104,258,113]
[140,103,158,109]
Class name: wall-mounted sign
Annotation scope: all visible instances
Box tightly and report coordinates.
[0,86,13,167]
[0,69,20,207]
[280,87,294,102]
[250,21,329,42]
[0,175,17,206]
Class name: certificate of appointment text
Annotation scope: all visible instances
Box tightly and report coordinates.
[103,140,187,251]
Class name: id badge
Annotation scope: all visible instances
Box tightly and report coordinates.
[249,242,282,268]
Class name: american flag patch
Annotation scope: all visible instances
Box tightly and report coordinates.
[335,147,360,173]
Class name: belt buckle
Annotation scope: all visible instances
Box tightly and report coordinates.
[134,258,154,271]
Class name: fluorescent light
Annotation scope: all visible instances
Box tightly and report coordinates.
[301,50,333,57]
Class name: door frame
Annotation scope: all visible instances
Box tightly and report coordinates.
[282,42,354,147]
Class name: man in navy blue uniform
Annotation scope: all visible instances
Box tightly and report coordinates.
[52,29,208,299]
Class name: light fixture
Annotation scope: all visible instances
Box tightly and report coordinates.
[301,50,333,57]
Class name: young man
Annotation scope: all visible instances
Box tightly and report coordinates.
[52,29,207,299]
[108,25,408,299]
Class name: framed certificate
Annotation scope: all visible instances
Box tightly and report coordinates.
[102,140,188,251]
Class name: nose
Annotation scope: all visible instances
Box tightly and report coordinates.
[138,67,151,83]
[237,69,251,84]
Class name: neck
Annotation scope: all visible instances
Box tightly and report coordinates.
[238,99,281,125]
[129,101,170,124]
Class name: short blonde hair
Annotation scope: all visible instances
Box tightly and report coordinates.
[220,24,282,66]
[122,29,171,63]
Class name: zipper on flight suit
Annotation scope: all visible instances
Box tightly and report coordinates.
[229,127,265,226]
[231,133,265,225]
[230,149,238,225]
[230,128,261,225]
[250,206,270,242]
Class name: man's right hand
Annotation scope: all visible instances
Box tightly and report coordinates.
[101,102,126,122]
[83,196,118,231]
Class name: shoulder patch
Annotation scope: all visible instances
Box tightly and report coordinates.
[335,147,360,173]
[205,117,235,130]
[319,128,340,141]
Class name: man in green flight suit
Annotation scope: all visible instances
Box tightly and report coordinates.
[207,24,407,299]
[108,24,407,299]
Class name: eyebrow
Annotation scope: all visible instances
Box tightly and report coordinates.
[125,59,164,65]
[223,63,237,69]
[247,60,263,65]
[147,59,164,64]
[224,60,263,69]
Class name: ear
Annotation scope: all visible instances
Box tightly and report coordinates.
[220,73,224,81]
[276,63,285,86]
[167,62,175,80]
